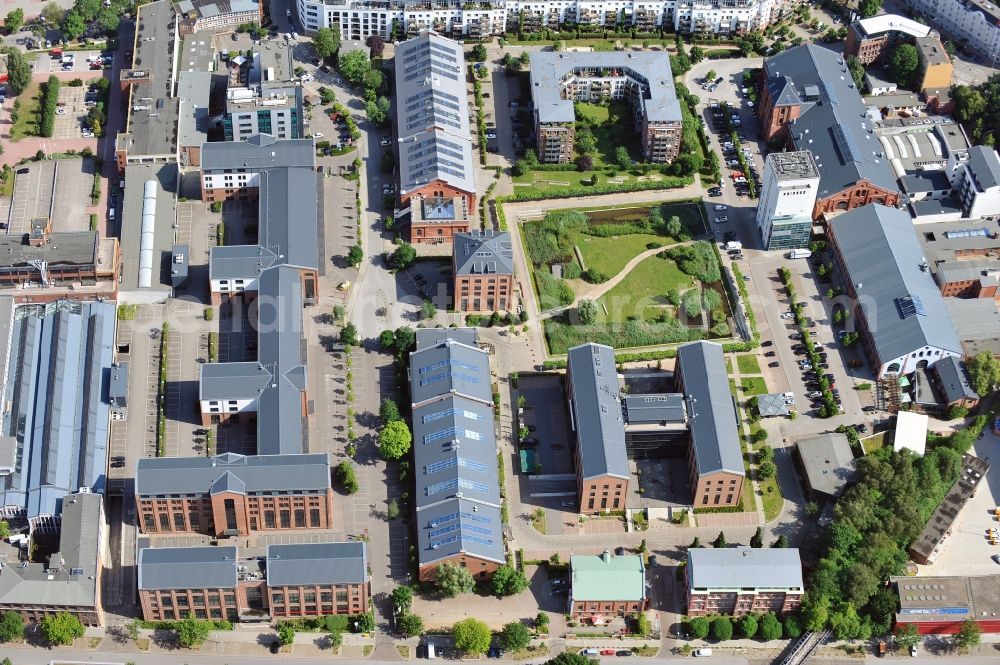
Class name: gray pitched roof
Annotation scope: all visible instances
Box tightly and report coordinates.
[566,344,630,481]
[0,300,115,521]
[199,362,272,400]
[138,546,238,590]
[394,32,475,197]
[829,205,963,364]
[453,231,514,277]
[413,395,500,510]
[529,51,682,124]
[416,327,478,350]
[200,134,316,172]
[135,453,331,496]
[259,167,320,271]
[764,44,899,198]
[0,491,102,610]
[967,145,1000,190]
[266,542,367,587]
[687,547,803,590]
[416,497,505,567]
[676,341,744,477]
[796,432,858,498]
[409,337,493,407]
[935,355,979,402]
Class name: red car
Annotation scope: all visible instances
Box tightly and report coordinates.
[600,649,616,656]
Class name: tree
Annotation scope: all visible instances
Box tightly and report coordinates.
[772,534,789,548]
[398,613,424,637]
[858,0,882,17]
[366,95,390,126]
[0,48,30,95]
[390,585,413,613]
[889,44,920,88]
[783,614,802,639]
[278,623,295,645]
[577,299,598,325]
[954,619,982,650]
[0,520,8,539]
[338,50,371,86]
[41,1,64,25]
[354,611,376,633]
[690,45,705,63]
[738,614,758,638]
[491,565,529,597]
[750,527,764,548]
[712,531,727,548]
[452,617,492,654]
[347,244,364,267]
[513,159,529,177]
[499,621,531,651]
[40,612,85,646]
[0,610,24,642]
[666,215,683,237]
[340,322,359,346]
[615,145,631,170]
[759,613,782,641]
[966,351,1000,395]
[380,398,401,424]
[336,461,359,494]
[758,459,777,480]
[543,653,596,665]
[95,6,120,34]
[61,9,86,40]
[576,154,593,172]
[846,55,866,91]
[379,420,412,460]
[389,242,417,270]
[471,43,488,62]
[893,624,920,650]
[711,616,733,641]
[689,616,710,639]
[435,561,475,597]
[5,8,24,34]
[314,26,341,59]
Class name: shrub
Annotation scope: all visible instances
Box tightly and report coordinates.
[689,617,710,639]
[39,76,61,138]
[711,616,733,641]
[336,461,359,494]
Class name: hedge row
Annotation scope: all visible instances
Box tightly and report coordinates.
[500,175,691,202]
[39,76,60,138]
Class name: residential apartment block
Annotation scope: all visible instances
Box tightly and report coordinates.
[906,0,1000,66]
[955,146,1000,219]
[844,14,931,64]
[224,82,303,141]
[755,151,819,251]
[295,0,777,41]
[176,0,262,33]
[758,44,900,219]
[452,231,515,313]
[394,33,477,212]
[530,51,682,164]
[0,491,106,626]
[828,204,963,379]
[135,453,335,536]
[569,551,647,619]
[409,329,505,581]
[915,36,953,92]
[686,547,804,617]
[138,542,368,622]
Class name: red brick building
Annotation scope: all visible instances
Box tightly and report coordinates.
[408,195,470,245]
[686,547,803,618]
[135,453,334,537]
[452,230,515,313]
[935,260,1000,299]
[570,552,648,620]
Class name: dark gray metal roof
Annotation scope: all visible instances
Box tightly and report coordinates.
[0,232,99,270]
[209,244,277,281]
[109,362,129,404]
[765,44,899,198]
[416,327,478,350]
[413,395,500,510]
[259,167,320,271]
[394,33,475,197]
[901,171,951,194]
[676,341,744,477]
[529,51,682,124]
[135,452,331,496]
[416,497,505,567]
[911,196,963,217]
[266,542,367,587]
[566,344,629,481]
[409,337,492,407]
[622,393,686,425]
[796,432,858,498]
[935,355,979,402]
[453,231,514,277]
[0,491,102,609]
[138,546,238,590]
[0,300,115,521]
[199,362,272,401]
[830,205,963,365]
[967,145,1000,191]
[200,134,316,172]
[687,547,803,590]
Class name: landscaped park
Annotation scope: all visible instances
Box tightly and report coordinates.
[520,200,737,355]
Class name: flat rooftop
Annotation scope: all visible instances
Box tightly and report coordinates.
[119,163,178,296]
[916,36,950,66]
[917,221,1000,263]
[122,0,180,158]
[767,151,820,181]
[945,298,1000,356]
[894,575,1000,626]
[910,454,989,564]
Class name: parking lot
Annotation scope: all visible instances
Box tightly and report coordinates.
[6,159,94,235]
[398,259,451,309]
[54,86,89,139]
[33,50,111,74]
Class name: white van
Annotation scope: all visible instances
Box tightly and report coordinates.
[426,642,436,659]
[109,208,115,221]
[581,649,600,656]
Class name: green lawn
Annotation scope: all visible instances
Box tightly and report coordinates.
[575,102,641,166]
[860,431,889,454]
[576,233,669,278]
[739,376,768,396]
[597,254,696,322]
[725,356,733,374]
[508,38,675,52]
[10,81,42,141]
[737,354,761,375]
[512,168,661,198]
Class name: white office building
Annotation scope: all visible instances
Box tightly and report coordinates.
[294,0,776,40]
[756,151,819,251]
[955,146,1000,219]
[224,82,303,142]
[906,0,1000,65]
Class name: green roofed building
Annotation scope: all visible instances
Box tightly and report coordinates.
[569,550,647,620]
